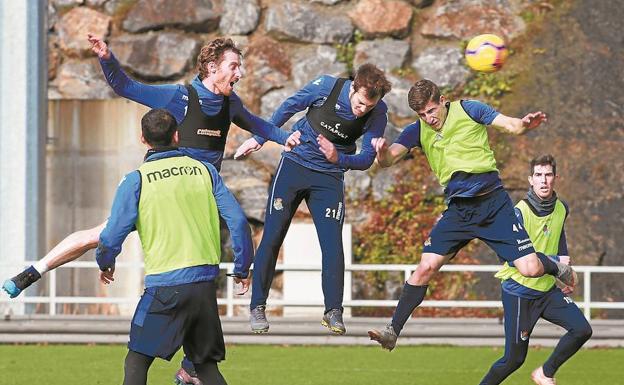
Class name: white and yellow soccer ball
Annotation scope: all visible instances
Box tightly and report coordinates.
[465,34,509,72]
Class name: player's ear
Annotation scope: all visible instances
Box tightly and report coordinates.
[172,131,179,145]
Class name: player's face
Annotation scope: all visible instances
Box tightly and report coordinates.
[417,96,447,131]
[212,50,243,96]
[529,164,557,200]
[350,86,380,117]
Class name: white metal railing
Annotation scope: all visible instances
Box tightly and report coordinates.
[2,261,624,320]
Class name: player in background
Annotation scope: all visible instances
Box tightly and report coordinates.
[479,154,592,385]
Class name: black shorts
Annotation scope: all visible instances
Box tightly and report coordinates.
[128,280,225,363]
[423,188,535,262]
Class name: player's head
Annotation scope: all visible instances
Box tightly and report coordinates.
[528,154,558,200]
[350,63,392,117]
[408,79,448,131]
[197,37,243,96]
[141,109,178,147]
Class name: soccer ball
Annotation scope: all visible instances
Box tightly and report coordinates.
[465,34,509,72]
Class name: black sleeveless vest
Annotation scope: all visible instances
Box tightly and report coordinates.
[177,84,231,151]
[306,78,372,146]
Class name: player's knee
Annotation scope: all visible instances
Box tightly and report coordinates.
[507,353,526,371]
[515,257,542,277]
[573,323,593,342]
[415,260,438,280]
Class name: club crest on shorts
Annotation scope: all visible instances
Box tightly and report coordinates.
[273,198,283,211]
[424,237,432,247]
[520,330,529,341]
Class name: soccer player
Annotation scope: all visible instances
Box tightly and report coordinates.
[3,36,300,297]
[367,79,578,351]
[97,108,245,385]
[234,64,392,335]
[479,154,592,385]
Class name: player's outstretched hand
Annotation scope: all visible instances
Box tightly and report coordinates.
[371,137,388,154]
[521,111,547,131]
[234,137,262,159]
[317,134,338,163]
[87,33,110,60]
[284,130,301,152]
[99,266,115,285]
[234,277,250,295]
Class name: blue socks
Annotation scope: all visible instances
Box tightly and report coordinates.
[390,282,428,336]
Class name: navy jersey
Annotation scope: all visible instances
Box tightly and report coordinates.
[396,100,502,199]
[99,53,290,170]
[255,75,388,173]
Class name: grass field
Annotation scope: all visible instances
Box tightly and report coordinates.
[0,344,622,385]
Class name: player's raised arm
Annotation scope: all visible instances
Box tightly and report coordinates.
[491,111,548,135]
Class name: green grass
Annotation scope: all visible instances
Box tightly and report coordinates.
[0,344,621,385]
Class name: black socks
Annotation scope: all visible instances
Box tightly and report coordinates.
[536,252,559,276]
[390,282,428,336]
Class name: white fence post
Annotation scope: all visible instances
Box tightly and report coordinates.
[584,270,592,320]
[49,269,57,316]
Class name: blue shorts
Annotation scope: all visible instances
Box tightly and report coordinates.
[423,188,535,262]
[128,280,225,363]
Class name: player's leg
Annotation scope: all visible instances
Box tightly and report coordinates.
[128,284,187,385]
[533,288,592,383]
[249,158,305,332]
[176,194,253,383]
[123,350,155,385]
[2,222,106,298]
[514,252,577,287]
[306,172,346,334]
[369,204,471,350]
[184,280,227,385]
[479,290,538,385]
[476,189,576,285]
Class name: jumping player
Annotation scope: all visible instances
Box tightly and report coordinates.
[235,64,392,335]
[367,79,578,351]
[3,36,300,298]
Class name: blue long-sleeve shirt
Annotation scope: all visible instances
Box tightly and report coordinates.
[95,149,253,286]
[99,52,291,170]
[254,75,388,173]
[396,100,503,199]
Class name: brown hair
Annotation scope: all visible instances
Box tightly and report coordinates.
[352,63,392,100]
[530,154,557,175]
[407,79,441,112]
[196,38,242,80]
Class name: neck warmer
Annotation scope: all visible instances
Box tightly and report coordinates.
[526,188,557,216]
